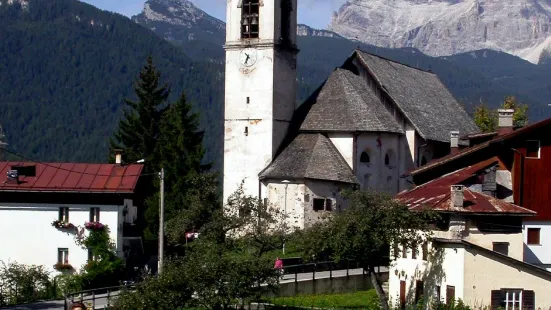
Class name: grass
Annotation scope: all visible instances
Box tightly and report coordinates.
[264,290,381,310]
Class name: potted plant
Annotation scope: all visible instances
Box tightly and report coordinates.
[51,220,76,230]
[53,262,74,271]
[84,221,105,231]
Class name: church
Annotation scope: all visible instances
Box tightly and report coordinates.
[222,0,479,229]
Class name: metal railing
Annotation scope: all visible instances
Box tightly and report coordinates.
[63,283,136,310]
[281,260,386,283]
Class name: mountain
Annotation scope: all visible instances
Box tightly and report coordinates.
[133,0,551,121]
[0,0,223,165]
[329,0,551,64]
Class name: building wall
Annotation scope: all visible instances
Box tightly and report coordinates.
[523,221,551,270]
[328,134,354,169]
[266,181,306,230]
[388,242,465,307]
[0,203,122,274]
[304,180,349,228]
[463,224,524,262]
[463,244,551,309]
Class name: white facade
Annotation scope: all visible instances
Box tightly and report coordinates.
[223,0,298,204]
[523,221,551,271]
[0,202,131,275]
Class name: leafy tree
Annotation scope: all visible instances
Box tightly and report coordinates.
[296,190,438,310]
[473,96,529,132]
[0,261,55,306]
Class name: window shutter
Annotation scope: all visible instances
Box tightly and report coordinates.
[490,290,502,310]
[523,290,535,310]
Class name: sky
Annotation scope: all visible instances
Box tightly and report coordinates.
[81,0,345,29]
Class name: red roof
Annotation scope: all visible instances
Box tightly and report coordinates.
[396,158,535,215]
[0,162,144,193]
[404,117,551,177]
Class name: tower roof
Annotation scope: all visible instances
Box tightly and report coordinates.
[300,68,403,133]
[259,133,358,184]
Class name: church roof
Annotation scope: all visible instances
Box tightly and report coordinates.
[258,133,358,184]
[300,68,403,133]
[356,51,479,142]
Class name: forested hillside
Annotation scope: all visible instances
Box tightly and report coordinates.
[0,0,223,166]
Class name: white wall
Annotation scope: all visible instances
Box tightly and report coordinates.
[266,182,306,230]
[0,203,122,275]
[389,242,465,308]
[328,134,354,169]
[523,221,551,270]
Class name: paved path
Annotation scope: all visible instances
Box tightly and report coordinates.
[4,267,388,310]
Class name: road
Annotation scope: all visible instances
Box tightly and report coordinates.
[4,267,388,310]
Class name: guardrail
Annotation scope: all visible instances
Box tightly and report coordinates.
[63,283,136,310]
[281,260,385,283]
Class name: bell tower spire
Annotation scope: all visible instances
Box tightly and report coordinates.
[222,0,299,203]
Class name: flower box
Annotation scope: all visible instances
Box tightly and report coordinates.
[84,222,105,231]
[51,220,75,230]
[53,262,73,271]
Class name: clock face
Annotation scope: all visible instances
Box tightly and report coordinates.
[240,48,258,67]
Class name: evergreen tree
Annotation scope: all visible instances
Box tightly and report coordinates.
[109,56,169,172]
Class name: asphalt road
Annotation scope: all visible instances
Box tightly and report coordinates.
[4,267,388,310]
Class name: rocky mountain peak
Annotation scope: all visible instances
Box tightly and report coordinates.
[133,0,224,30]
[329,0,551,63]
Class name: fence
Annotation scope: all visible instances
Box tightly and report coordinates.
[281,260,385,283]
[63,283,136,310]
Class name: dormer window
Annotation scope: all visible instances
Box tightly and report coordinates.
[241,0,259,39]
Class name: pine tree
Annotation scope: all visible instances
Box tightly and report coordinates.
[109,56,169,172]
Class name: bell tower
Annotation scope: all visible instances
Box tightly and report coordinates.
[223,0,299,203]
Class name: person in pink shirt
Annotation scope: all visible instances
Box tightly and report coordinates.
[274,257,284,278]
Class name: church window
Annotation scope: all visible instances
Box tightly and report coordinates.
[241,0,260,39]
[385,149,396,168]
[280,0,292,43]
[313,198,332,212]
[360,151,370,165]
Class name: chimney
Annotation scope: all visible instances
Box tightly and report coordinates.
[497,109,514,135]
[450,131,460,155]
[113,149,123,165]
[451,185,464,208]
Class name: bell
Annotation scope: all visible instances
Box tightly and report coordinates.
[251,17,258,25]
[242,17,249,26]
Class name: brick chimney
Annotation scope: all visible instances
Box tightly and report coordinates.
[451,185,464,208]
[497,109,514,136]
[113,149,123,165]
[450,131,460,155]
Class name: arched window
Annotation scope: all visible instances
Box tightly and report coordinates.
[360,151,371,164]
[385,149,396,168]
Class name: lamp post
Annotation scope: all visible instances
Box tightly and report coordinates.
[134,159,164,275]
[282,180,290,254]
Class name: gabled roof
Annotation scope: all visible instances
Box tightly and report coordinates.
[0,162,144,193]
[300,68,403,133]
[405,117,551,177]
[355,50,479,142]
[396,158,535,216]
[259,133,358,184]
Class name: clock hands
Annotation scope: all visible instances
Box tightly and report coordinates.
[245,53,250,64]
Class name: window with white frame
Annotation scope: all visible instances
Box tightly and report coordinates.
[504,290,522,310]
[58,207,69,222]
[526,140,540,159]
[57,248,69,264]
[492,289,535,310]
[89,207,100,222]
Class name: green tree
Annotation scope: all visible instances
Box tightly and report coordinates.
[473,96,529,132]
[0,262,55,306]
[110,56,169,171]
[296,190,437,310]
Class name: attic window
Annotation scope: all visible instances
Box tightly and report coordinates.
[11,165,36,177]
[526,140,540,159]
[241,0,259,39]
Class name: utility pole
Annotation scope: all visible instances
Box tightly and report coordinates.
[158,168,165,275]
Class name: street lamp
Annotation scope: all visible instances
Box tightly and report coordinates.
[282,180,290,254]
[133,159,165,275]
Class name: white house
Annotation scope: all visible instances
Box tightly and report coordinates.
[392,158,551,309]
[222,0,479,228]
[0,157,144,275]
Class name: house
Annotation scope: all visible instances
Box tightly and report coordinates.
[390,159,551,309]
[222,0,479,229]
[0,152,145,274]
[404,111,551,271]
